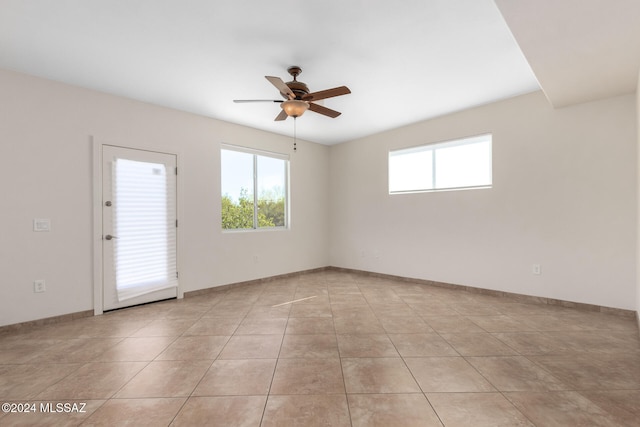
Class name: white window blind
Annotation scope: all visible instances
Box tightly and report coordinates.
[112,158,177,301]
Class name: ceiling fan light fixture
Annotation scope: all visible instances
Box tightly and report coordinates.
[236,67,350,121]
[281,99,309,117]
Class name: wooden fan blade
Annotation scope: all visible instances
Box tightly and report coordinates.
[303,86,351,102]
[308,102,341,118]
[274,109,288,121]
[234,99,282,103]
[266,76,295,99]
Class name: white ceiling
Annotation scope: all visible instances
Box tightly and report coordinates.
[0,1,637,145]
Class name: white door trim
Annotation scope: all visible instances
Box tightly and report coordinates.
[92,137,184,316]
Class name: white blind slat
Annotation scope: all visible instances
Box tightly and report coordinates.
[113,158,177,301]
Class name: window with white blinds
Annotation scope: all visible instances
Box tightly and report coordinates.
[112,158,177,301]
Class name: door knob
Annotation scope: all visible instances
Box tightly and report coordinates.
[105,235,118,240]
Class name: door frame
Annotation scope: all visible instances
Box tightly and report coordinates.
[92,137,184,315]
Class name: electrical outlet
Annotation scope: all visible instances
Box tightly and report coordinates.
[532,264,541,275]
[34,280,46,293]
[253,255,259,264]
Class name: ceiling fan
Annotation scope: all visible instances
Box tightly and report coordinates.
[233,66,351,121]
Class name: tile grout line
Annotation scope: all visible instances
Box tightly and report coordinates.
[328,278,355,427]
[142,289,231,425]
[258,280,295,427]
[391,286,457,427]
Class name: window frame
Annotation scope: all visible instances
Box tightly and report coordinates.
[389,133,492,194]
[220,143,290,232]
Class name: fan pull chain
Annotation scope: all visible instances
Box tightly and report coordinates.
[293,117,297,153]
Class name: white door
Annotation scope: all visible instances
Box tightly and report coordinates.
[102,145,178,311]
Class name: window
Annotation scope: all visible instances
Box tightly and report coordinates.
[389,134,492,193]
[221,145,288,230]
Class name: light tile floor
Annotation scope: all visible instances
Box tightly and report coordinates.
[1,270,639,426]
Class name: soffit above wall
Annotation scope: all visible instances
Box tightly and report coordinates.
[495,0,640,107]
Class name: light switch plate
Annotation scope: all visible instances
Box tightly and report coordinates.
[33,218,51,232]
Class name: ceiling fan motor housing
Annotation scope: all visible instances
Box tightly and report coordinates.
[283,66,308,99]
[286,81,310,99]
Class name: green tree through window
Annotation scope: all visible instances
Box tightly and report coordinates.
[221,147,288,230]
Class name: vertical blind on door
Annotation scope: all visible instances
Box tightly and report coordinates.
[112,158,177,301]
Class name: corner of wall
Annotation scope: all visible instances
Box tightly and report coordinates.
[636,69,640,333]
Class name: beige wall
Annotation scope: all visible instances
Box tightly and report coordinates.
[0,69,330,326]
[1,67,637,327]
[329,91,637,310]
